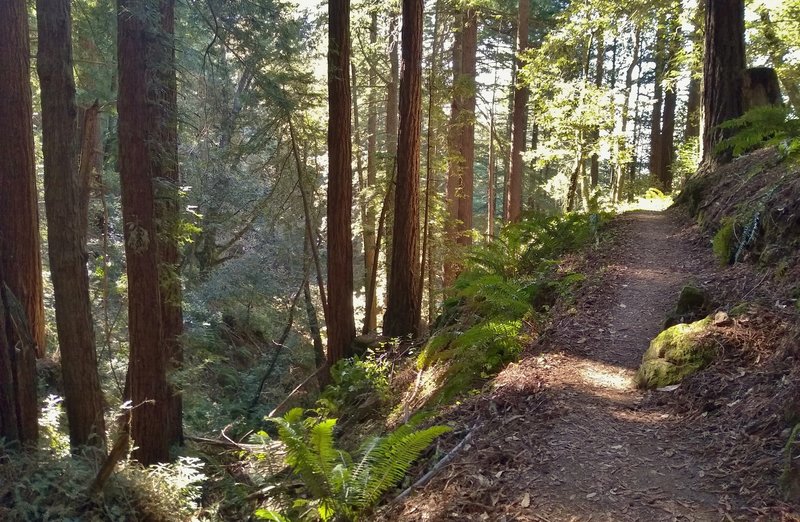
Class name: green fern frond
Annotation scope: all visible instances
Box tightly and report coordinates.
[717,106,800,157]
[268,410,334,500]
[350,425,452,507]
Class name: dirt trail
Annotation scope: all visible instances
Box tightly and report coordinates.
[388,210,754,521]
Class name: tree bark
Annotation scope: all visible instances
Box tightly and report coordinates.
[153,0,184,448]
[684,5,704,141]
[418,3,442,328]
[658,6,681,193]
[589,30,604,189]
[36,0,107,452]
[363,12,379,333]
[383,11,399,305]
[327,0,356,366]
[702,0,745,164]
[0,0,43,446]
[649,21,665,182]
[118,0,170,465]
[506,0,529,223]
[384,0,422,338]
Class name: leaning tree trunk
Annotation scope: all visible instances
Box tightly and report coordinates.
[118,0,170,465]
[326,0,356,366]
[0,0,43,446]
[36,0,107,452]
[702,0,745,164]
[384,0,422,338]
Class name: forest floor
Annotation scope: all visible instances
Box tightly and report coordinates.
[380,209,800,521]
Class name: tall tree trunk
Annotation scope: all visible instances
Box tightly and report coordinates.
[458,9,477,243]
[418,3,442,328]
[685,78,701,140]
[702,0,745,164]
[118,0,170,465]
[617,27,640,202]
[658,6,681,192]
[444,8,477,284]
[153,0,184,448]
[326,0,356,366]
[684,5,704,140]
[506,0,529,223]
[384,0,422,338]
[444,14,463,288]
[589,30,604,189]
[649,21,665,182]
[487,69,498,238]
[383,11,399,307]
[362,12,379,333]
[36,0,107,452]
[0,0,43,446]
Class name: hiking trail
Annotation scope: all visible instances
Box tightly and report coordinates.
[386,210,770,521]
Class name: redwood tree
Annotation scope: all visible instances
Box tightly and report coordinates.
[0,0,43,446]
[326,0,356,366]
[154,0,184,447]
[384,0,423,338]
[118,0,170,465]
[36,0,107,451]
[702,0,745,163]
[506,0,529,223]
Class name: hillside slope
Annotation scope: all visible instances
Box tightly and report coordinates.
[379,207,800,521]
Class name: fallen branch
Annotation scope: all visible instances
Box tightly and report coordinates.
[268,366,326,418]
[393,425,479,503]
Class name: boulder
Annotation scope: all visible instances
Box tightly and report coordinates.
[663,285,710,329]
[635,316,717,389]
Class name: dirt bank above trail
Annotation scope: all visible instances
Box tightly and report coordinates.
[379,209,800,522]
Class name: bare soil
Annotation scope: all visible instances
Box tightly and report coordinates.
[379,210,800,521]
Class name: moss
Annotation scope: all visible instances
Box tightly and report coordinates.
[635,317,717,389]
[675,285,708,315]
[712,219,736,265]
[729,302,752,317]
[664,285,709,329]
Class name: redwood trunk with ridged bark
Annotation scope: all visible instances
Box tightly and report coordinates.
[326,0,356,366]
[384,0,422,338]
[0,0,43,446]
[118,0,170,465]
[36,0,107,451]
[702,0,745,164]
[506,0,529,223]
[154,0,184,447]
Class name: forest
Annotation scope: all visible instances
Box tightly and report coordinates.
[1,0,800,519]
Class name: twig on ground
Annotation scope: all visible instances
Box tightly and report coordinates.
[393,425,480,503]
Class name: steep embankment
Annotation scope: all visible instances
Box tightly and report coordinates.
[380,208,800,521]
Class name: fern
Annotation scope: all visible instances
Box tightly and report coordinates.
[261,409,450,520]
[350,424,451,507]
[717,106,800,158]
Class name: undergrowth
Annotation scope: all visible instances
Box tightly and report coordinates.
[0,442,205,521]
[253,408,450,521]
[419,212,608,404]
[717,106,800,159]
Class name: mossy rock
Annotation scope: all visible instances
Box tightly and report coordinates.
[635,317,717,389]
[664,285,710,328]
[712,219,736,265]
